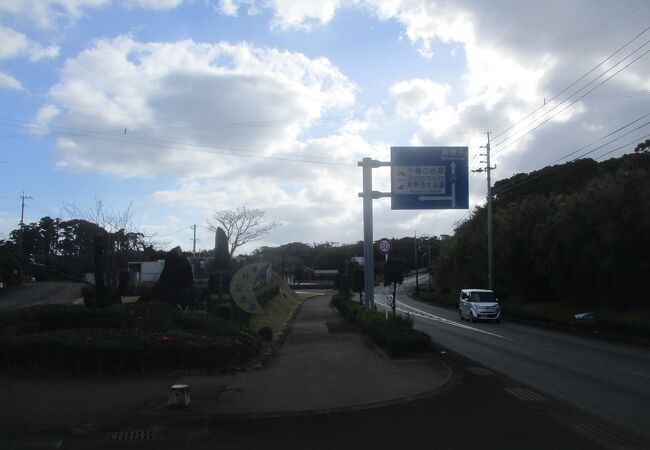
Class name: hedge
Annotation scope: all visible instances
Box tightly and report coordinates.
[331,293,431,357]
[0,302,261,374]
[0,328,260,375]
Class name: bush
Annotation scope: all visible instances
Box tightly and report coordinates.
[0,304,124,332]
[123,301,177,331]
[0,328,260,375]
[0,301,262,374]
[331,296,431,357]
[173,311,248,337]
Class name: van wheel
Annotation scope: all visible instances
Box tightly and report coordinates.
[459,310,463,321]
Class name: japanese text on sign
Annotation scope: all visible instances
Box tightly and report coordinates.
[393,165,445,194]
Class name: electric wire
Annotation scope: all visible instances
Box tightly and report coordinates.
[492,46,650,156]
[491,25,650,143]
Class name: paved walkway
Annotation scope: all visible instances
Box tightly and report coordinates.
[0,282,83,310]
[0,294,452,432]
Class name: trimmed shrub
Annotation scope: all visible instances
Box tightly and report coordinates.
[173,311,247,337]
[0,301,262,374]
[1,304,124,331]
[257,326,273,342]
[331,296,431,357]
[0,327,260,375]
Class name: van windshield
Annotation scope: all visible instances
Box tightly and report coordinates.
[470,292,495,302]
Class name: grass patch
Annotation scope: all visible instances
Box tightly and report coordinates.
[249,280,304,342]
[503,299,650,340]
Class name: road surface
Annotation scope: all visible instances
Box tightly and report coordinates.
[376,276,650,442]
[0,281,83,310]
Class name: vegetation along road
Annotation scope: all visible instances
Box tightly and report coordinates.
[375,276,650,442]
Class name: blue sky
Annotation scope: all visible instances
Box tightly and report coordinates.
[1,0,649,254]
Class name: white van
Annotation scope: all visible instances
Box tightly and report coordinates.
[459,289,501,323]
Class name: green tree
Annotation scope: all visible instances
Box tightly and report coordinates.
[384,256,405,316]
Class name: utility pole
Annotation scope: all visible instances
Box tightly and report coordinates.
[414,231,419,294]
[192,224,197,256]
[473,132,496,290]
[18,191,32,255]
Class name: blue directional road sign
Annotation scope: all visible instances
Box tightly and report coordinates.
[391,146,469,210]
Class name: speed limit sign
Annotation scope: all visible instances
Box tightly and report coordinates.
[377,238,392,255]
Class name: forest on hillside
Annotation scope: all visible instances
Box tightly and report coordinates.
[430,152,650,310]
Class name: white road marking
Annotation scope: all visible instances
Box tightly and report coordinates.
[375,293,512,341]
[505,386,545,401]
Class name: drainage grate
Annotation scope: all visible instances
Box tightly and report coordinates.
[574,422,645,449]
[0,439,63,450]
[465,366,494,376]
[109,429,156,442]
[504,386,545,402]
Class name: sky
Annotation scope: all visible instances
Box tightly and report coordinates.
[1,0,649,254]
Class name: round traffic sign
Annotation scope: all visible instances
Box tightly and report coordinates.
[377,238,392,254]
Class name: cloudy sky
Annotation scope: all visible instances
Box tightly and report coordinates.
[1,0,649,254]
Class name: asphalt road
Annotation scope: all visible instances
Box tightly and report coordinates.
[0,281,83,310]
[376,276,650,442]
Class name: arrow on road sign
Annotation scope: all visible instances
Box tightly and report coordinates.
[418,195,453,201]
[416,161,457,206]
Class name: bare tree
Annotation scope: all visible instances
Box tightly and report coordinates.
[62,199,134,234]
[207,206,280,256]
[62,199,150,290]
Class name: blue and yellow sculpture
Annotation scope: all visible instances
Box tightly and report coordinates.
[229,262,269,314]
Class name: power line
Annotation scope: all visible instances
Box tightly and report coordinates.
[0,116,349,167]
[492,45,650,156]
[491,25,650,143]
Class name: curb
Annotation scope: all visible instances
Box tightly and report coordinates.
[0,360,459,439]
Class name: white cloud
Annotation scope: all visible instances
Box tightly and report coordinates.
[29,104,61,135]
[389,79,451,115]
[124,0,185,9]
[0,0,187,28]
[0,26,60,61]
[216,0,239,16]
[215,0,348,29]
[0,0,109,28]
[40,36,357,177]
[0,72,23,90]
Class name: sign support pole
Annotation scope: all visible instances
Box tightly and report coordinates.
[358,158,391,310]
[361,158,375,310]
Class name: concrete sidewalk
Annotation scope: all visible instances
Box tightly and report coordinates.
[0,294,452,432]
